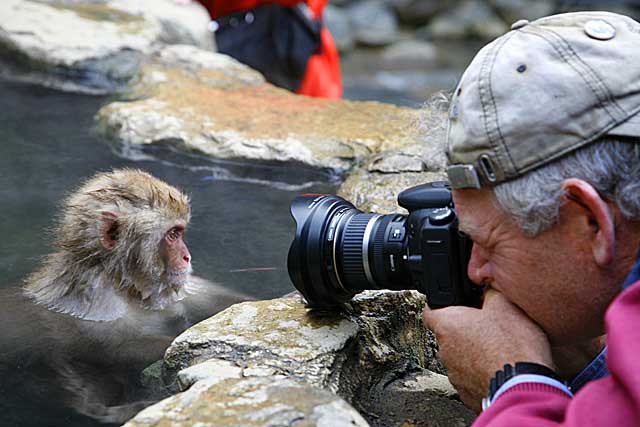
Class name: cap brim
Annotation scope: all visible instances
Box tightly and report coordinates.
[609,110,640,138]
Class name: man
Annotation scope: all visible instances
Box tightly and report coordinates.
[422,11,640,425]
[196,0,342,98]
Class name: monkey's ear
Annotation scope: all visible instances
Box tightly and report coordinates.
[100,211,119,250]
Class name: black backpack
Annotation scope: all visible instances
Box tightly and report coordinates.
[215,4,322,91]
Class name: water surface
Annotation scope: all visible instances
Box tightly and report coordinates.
[0,79,336,427]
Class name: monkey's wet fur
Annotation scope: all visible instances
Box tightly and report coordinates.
[0,169,250,424]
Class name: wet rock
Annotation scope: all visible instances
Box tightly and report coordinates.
[424,0,508,40]
[0,0,212,94]
[329,0,356,6]
[393,0,454,26]
[381,39,438,68]
[346,0,400,46]
[136,0,215,49]
[339,169,447,213]
[96,44,424,174]
[557,2,640,21]
[324,4,356,52]
[162,297,360,386]
[124,376,370,427]
[488,0,555,24]
[338,102,448,213]
[366,370,473,427]
[130,291,474,426]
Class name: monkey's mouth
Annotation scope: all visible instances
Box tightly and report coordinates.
[163,269,190,286]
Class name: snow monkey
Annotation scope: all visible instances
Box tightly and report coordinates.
[0,169,250,424]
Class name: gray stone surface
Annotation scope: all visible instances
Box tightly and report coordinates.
[346,0,400,46]
[96,44,425,174]
[124,376,371,427]
[422,0,508,40]
[338,100,448,213]
[488,0,555,24]
[162,297,360,387]
[324,4,356,52]
[393,0,452,25]
[381,39,438,68]
[127,291,475,427]
[0,0,212,93]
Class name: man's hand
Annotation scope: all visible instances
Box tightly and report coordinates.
[422,288,555,412]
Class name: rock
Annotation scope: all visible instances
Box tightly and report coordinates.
[176,358,243,391]
[96,44,425,174]
[557,2,640,21]
[424,0,508,40]
[122,0,214,49]
[339,169,446,213]
[147,291,474,427]
[393,0,454,26]
[324,4,356,52]
[123,376,371,427]
[162,297,360,386]
[381,39,438,68]
[488,0,555,24]
[0,0,212,94]
[367,369,475,427]
[140,360,165,390]
[346,0,400,46]
[329,0,356,6]
[338,101,449,213]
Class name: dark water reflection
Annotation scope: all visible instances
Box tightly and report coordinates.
[0,79,336,426]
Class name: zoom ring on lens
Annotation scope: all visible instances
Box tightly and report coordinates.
[342,214,378,290]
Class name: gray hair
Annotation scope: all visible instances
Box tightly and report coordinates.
[493,137,640,236]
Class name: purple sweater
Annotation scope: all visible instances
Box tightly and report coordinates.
[474,279,640,426]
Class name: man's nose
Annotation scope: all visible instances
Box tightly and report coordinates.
[467,244,492,286]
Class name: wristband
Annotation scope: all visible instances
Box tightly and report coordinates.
[482,362,562,410]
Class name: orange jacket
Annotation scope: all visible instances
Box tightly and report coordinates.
[198,0,342,98]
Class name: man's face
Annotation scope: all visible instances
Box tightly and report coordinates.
[452,187,618,345]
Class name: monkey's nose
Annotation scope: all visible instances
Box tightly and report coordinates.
[183,253,191,264]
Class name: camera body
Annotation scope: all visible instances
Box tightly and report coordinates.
[396,182,477,307]
[287,181,481,309]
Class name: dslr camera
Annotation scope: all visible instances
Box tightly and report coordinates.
[287,181,482,309]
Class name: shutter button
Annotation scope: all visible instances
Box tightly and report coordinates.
[429,208,455,226]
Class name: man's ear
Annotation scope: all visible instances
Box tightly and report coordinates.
[100,211,119,250]
[561,179,614,267]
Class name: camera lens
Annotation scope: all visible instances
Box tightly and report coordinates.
[287,194,410,308]
[287,183,481,309]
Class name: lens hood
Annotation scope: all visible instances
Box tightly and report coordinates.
[287,194,358,308]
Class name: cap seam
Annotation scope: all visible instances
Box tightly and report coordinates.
[522,26,624,122]
[546,24,626,118]
[521,27,617,122]
[479,30,518,180]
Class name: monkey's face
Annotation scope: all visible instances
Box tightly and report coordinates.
[159,220,192,290]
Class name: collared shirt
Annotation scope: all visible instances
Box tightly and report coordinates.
[568,346,608,392]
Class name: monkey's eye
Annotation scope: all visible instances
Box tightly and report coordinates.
[166,228,181,242]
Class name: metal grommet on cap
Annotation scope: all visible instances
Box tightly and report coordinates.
[479,154,498,183]
[511,19,530,30]
[584,20,616,40]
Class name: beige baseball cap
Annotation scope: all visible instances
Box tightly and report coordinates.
[446,11,640,189]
